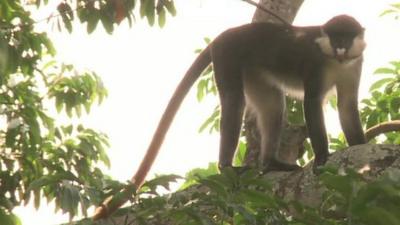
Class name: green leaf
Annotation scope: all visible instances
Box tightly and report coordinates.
[164,0,177,16]
[64,125,73,135]
[158,7,166,28]
[320,173,352,199]
[139,0,147,18]
[233,140,247,166]
[5,128,18,148]
[239,189,277,208]
[358,207,400,225]
[39,35,56,56]
[34,189,41,209]
[142,174,182,193]
[374,67,396,75]
[55,95,64,113]
[63,20,73,33]
[366,112,379,128]
[27,172,79,193]
[58,3,73,33]
[62,185,80,215]
[75,104,82,117]
[391,97,400,112]
[87,13,99,34]
[145,0,156,26]
[100,14,114,34]
[37,110,54,129]
[198,107,220,133]
[0,209,22,225]
[42,60,57,70]
[199,177,228,198]
[196,79,206,101]
[203,37,211,44]
[380,9,397,17]
[369,78,395,91]
[232,205,256,224]
[108,184,137,210]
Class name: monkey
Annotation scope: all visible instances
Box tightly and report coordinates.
[93,14,367,219]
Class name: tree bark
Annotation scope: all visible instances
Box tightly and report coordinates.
[252,0,304,24]
[265,144,400,209]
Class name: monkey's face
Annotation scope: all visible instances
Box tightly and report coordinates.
[329,31,366,62]
[315,31,366,63]
[316,15,366,63]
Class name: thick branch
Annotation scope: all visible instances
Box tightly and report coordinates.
[365,120,400,141]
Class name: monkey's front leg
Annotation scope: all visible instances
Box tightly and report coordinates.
[255,90,301,172]
[304,93,329,170]
[336,74,366,146]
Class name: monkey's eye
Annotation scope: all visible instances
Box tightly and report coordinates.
[330,35,352,50]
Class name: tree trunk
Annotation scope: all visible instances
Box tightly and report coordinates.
[252,0,304,23]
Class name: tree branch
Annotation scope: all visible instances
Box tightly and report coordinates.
[365,120,400,141]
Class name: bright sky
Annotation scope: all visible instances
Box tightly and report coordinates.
[14,0,400,224]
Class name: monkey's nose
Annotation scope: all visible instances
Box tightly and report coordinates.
[335,48,346,62]
[336,48,346,55]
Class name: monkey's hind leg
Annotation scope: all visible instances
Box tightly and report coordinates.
[244,74,301,172]
[213,57,245,169]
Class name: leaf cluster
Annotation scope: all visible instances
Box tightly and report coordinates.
[380,3,400,19]
[85,167,400,225]
[0,1,118,223]
[315,167,400,225]
[360,61,400,144]
[47,63,108,118]
[51,0,176,34]
[0,0,179,223]
[88,169,289,225]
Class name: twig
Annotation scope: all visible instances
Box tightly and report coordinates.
[241,0,291,27]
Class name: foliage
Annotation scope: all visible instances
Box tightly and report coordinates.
[179,162,219,190]
[44,0,176,34]
[317,168,400,225]
[380,3,400,19]
[328,133,347,151]
[0,0,176,223]
[360,61,400,144]
[84,167,400,225]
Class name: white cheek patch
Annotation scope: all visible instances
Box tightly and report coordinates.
[315,35,334,57]
[347,34,366,58]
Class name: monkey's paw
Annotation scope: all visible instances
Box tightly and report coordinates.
[312,155,329,174]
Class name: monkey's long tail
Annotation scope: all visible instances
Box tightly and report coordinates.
[92,46,212,220]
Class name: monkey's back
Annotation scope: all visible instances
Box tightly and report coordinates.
[212,23,325,77]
